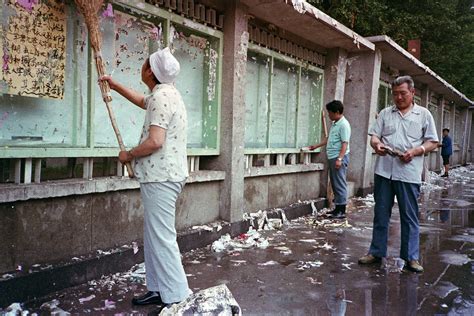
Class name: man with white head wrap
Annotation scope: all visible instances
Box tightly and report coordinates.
[101,47,190,311]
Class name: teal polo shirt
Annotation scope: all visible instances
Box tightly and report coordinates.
[326,116,351,159]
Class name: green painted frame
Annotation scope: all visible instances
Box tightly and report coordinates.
[0,0,223,158]
[377,80,392,113]
[245,43,324,155]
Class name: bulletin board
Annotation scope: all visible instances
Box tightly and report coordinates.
[443,109,451,130]
[172,28,206,148]
[297,69,322,147]
[172,24,220,150]
[244,46,324,151]
[244,52,269,148]
[428,102,438,127]
[455,110,463,145]
[93,10,159,147]
[0,2,88,147]
[269,60,297,148]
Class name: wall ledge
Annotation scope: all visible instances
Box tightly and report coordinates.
[0,171,225,203]
[244,163,324,178]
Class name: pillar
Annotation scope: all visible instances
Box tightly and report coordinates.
[206,0,248,222]
[343,49,382,195]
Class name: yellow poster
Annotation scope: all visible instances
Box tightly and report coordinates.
[1,0,66,99]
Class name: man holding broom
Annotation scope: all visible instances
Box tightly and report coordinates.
[101,47,190,310]
[305,100,351,219]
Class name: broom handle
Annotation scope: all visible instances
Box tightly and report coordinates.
[321,110,334,209]
[103,100,135,177]
[94,53,134,178]
[322,110,328,138]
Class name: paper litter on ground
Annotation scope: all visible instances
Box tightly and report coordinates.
[211,227,270,253]
[2,303,24,316]
[258,260,279,266]
[311,218,352,229]
[297,260,324,271]
[78,294,95,303]
[159,284,241,316]
[40,299,71,316]
[243,208,290,231]
[381,257,405,273]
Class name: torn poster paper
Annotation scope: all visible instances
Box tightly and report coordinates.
[1,0,66,99]
[160,284,242,316]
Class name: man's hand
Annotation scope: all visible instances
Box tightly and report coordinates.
[119,150,133,164]
[100,75,118,90]
[400,148,417,163]
[301,145,317,151]
[335,159,342,170]
[374,143,387,156]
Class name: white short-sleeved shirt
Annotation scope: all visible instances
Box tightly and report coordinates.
[369,104,438,184]
[133,84,188,183]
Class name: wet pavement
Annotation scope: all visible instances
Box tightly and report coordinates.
[5,166,474,315]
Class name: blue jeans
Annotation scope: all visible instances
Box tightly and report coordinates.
[328,154,349,205]
[369,174,421,261]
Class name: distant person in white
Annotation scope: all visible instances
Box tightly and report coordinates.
[101,47,190,311]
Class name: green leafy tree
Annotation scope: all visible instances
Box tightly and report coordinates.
[308,0,474,100]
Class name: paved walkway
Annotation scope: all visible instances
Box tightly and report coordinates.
[6,166,474,315]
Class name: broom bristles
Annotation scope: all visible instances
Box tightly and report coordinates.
[74,0,105,51]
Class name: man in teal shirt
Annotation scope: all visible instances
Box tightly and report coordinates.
[308,100,351,218]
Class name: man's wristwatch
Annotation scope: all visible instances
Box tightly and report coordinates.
[337,157,342,161]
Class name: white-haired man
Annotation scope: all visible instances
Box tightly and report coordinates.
[101,47,189,310]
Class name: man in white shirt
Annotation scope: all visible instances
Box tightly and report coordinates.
[358,76,438,273]
[101,47,190,311]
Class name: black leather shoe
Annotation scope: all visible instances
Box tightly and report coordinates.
[324,208,339,217]
[331,212,346,219]
[327,205,346,219]
[132,291,163,305]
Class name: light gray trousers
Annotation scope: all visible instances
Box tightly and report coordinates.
[140,181,189,303]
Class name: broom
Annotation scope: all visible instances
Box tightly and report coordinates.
[321,109,334,210]
[75,0,134,178]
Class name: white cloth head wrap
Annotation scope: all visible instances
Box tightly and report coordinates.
[149,47,180,84]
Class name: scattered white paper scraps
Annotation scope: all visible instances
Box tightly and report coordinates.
[342,263,354,270]
[160,284,241,316]
[132,242,139,254]
[381,257,405,273]
[79,294,96,304]
[319,242,336,251]
[306,277,322,285]
[3,303,23,316]
[211,227,270,253]
[258,261,279,266]
[299,239,317,243]
[297,260,324,271]
[40,299,70,316]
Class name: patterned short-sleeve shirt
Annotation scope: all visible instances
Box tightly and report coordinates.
[133,84,188,183]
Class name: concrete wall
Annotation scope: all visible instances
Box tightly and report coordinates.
[244,173,322,212]
[0,181,221,273]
